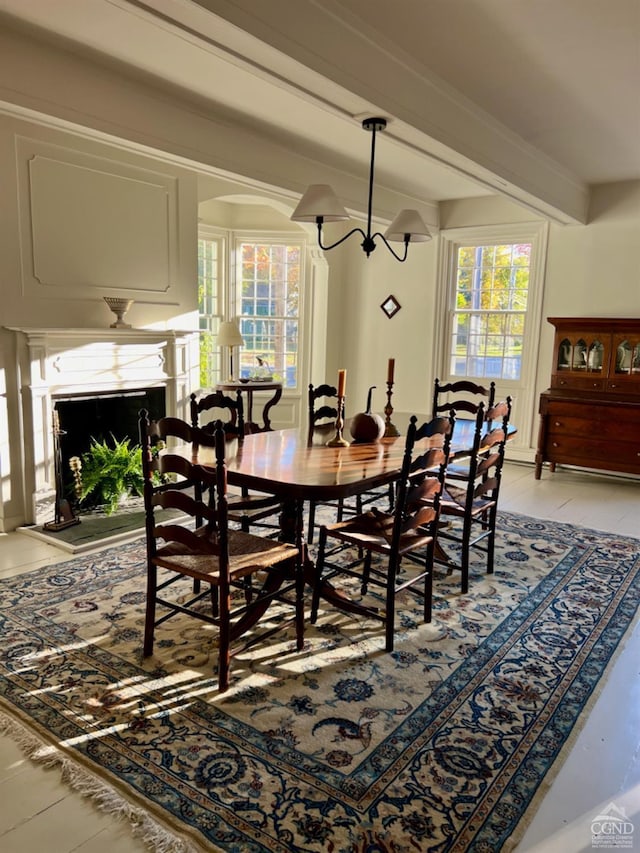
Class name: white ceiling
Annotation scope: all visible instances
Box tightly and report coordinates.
[334,0,640,185]
[1,0,638,222]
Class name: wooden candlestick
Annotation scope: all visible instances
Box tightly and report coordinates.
[383,381,400,437]
[387,358,395,384]
[326,395,350,446]
[337,369,346,398]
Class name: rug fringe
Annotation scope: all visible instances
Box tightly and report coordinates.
[0,708,203,853]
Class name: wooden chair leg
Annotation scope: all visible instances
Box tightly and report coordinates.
[388,482,395,512]
[424,542,434,623]
[295,504,305,650]
[461,518,472,595]
[307,501,317,543]
[143,564,157,657]
[243,576,254,604]
[218,584,231,693]
[310,527,327,623]
[295,561,305,650]
[385,555,397,652]
[486,507,497,574]
[361,551,373,594]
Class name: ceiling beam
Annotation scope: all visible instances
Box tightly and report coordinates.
[188,0,589,223]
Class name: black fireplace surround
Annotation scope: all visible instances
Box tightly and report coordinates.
[54,386,166,481]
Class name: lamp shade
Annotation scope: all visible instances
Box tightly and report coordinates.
[291,184,349,222]
[217,320,244,347]
[384,209,432,243]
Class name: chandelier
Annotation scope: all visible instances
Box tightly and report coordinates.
[291,117,431,262]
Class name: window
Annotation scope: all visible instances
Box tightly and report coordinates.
[236,241,301,388]
[436,223,548,453]
[197,233,224,386]
[449,242,530,381]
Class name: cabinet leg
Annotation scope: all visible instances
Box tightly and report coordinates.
[534,411,547,482]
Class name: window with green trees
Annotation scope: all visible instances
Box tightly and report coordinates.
[450,242,531,380]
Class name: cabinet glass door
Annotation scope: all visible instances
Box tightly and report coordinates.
[613,334,640,376]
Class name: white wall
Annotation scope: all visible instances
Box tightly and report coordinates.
[527,182,640,421]
[332,229,439,425]
[0,113,201,530]
[0,114,200,330]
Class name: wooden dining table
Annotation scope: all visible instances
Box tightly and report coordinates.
[189,420,516,530]
[169,416,517,638]
[185,420,516,624]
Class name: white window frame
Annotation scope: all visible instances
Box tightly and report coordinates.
[197,225,228,388]
[196,224,329,429]
[231,232,306,391]
[434,222,549,454]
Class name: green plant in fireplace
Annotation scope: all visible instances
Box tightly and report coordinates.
[76,434,145,515]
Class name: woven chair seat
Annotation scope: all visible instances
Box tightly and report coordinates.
[155,529,298,581]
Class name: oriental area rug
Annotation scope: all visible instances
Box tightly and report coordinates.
[1,511,639,852]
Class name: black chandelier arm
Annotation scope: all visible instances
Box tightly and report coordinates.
[316,220,409,262]
[370,231,410,263]
[316,221,367,252]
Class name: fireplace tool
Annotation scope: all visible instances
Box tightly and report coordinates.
[44,408,81,531]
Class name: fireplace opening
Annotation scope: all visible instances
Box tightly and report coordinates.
[54,387,166,496]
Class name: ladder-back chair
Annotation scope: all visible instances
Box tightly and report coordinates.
[310,413,454,652]
[435,397,512,593]
[139,411,304,693]
[190,391,282,535]
[432,378,496,419]
[306,382,353,542]
[432,378,496,479]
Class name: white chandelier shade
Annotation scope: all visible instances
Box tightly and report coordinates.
[290,184,349,222]
[384,209,432,243]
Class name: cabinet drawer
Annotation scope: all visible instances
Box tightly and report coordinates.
[546,415,615,440]
[606,377,640,395]
[552,375,605,392]
[544,435,640,467]
[545,400,640,427]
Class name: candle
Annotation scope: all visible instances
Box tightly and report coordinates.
[337,369,346,397]
[387,358,395,384]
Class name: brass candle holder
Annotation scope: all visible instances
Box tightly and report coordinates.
[326,396,350,446]
[383,381,400,437]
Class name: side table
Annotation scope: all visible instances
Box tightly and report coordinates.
[216,381,283,433]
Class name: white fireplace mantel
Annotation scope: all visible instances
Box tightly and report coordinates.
[8,326,199,524]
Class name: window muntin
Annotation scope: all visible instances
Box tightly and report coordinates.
[450,242,531,381]
[237,242,301,388]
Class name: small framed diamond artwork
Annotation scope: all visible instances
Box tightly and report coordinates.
[380,294,401,319]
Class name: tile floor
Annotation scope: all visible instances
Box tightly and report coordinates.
[0,461,639,852]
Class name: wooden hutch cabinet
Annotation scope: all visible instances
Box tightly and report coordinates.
[535,317,640,479]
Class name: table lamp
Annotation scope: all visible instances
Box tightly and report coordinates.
[217,319,244,380]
